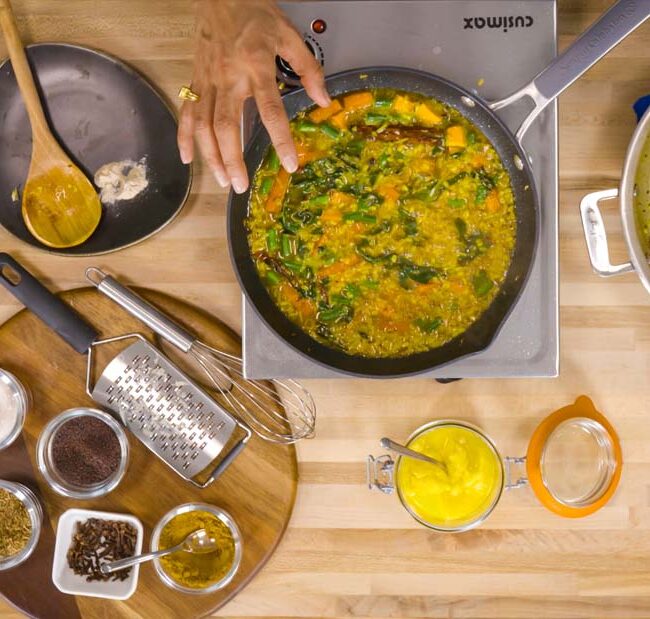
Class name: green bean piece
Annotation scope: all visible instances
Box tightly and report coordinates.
[266,228,279,252]
[342,283,361,299]
[309,195,329,207]
[266,270,282,285]
[280,234,294,257]
[343,212,378,224]
[297,120,318,132]
[283,258,303,271]
[378,153,390,169]
[414,317,443,333]
[472,270,494,297]
[366,113,388,125]
[268,149,281,172]
[318,304,353,324]
[260,176,274,196]
[447,172,468,186]
[455,218,468,239]
[375,97,392,108]
[358,193,380,210]
[475,184,489,204]
[320,124,340,139]
[346,140,364,156]
[467,132,476,144]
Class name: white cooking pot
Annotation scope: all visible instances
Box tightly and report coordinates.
[581,106,650,291]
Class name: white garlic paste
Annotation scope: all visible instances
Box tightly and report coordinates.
[94,158,149,206]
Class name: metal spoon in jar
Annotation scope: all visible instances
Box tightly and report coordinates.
[100,528,217,575]
[380,437,448,474]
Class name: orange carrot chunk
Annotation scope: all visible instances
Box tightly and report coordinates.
[377,183,400,202]
[330,111,348,130]
[266,169,290,214]
[309,99,343,123]
[485,190,500,213]
[295,142,321,167]
[446,125,467,152]
[343,91,374,112]
[320,207,343,224]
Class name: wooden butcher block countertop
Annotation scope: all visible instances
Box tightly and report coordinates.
[2,0,650,617]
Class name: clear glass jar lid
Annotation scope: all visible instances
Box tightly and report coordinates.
[526,396,622,517]
[541,417,616,507]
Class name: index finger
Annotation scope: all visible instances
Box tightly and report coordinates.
[279,25,330,108]
[252,72,298,174]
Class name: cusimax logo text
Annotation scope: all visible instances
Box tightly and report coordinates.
[463,15,534,32]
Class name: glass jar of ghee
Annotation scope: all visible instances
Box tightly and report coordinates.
[367,396,623,531]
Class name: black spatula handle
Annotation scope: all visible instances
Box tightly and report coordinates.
[0,253,98,354]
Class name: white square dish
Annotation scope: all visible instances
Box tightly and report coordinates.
[52,508,143,600]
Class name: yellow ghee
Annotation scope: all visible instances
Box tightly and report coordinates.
[396,424,502,529]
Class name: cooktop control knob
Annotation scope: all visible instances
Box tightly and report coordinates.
[276,36,324,86]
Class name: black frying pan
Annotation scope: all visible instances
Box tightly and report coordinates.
[0,43,191,255]
[229,0,649,377]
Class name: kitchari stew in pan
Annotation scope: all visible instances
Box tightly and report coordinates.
[246,89,516,357]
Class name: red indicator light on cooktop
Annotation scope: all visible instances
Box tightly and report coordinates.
[311,19,327,34]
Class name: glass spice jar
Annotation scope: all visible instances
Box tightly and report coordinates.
[37,408,129,499]
[367,396,622,531]
[0,480,42,570]
[150,503,243,595]
[0,369,30,451]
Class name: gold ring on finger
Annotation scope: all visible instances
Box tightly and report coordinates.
[178,86,201,102]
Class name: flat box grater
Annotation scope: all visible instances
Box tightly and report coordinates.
[0,253,251,489]
[88,334,252,487]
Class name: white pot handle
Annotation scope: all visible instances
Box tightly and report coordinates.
[580,188,635,277]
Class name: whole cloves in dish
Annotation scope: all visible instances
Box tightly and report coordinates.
[66,518,137,582]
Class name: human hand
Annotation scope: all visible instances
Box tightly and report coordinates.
[178,0,331,193]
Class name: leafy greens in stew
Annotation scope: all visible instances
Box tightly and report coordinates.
[246,88,516,357]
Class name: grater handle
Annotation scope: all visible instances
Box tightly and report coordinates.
[0,253,98,354]
[195,427,252,488]
[86,267,195,353]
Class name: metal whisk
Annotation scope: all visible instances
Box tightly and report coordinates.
[86,268,316,444]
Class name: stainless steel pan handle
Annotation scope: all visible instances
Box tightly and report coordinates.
[580,188,634,277]
[490,0,650,141]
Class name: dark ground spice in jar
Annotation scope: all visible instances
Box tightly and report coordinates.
[51,416,121,486]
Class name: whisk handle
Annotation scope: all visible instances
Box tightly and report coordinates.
[86,268,195,353]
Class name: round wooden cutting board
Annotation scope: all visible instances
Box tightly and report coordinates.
[0,288,298,618]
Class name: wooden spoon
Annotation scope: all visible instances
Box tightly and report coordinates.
[0,0,101,248]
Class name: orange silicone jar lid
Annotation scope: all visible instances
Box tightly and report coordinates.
[526,396,622,518]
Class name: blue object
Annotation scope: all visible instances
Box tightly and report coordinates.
[633,95,650,122]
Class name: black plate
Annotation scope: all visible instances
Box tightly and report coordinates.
[229,67,538,377]
[0,43,191,255]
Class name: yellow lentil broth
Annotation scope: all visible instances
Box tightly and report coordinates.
[247,89,516,357]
